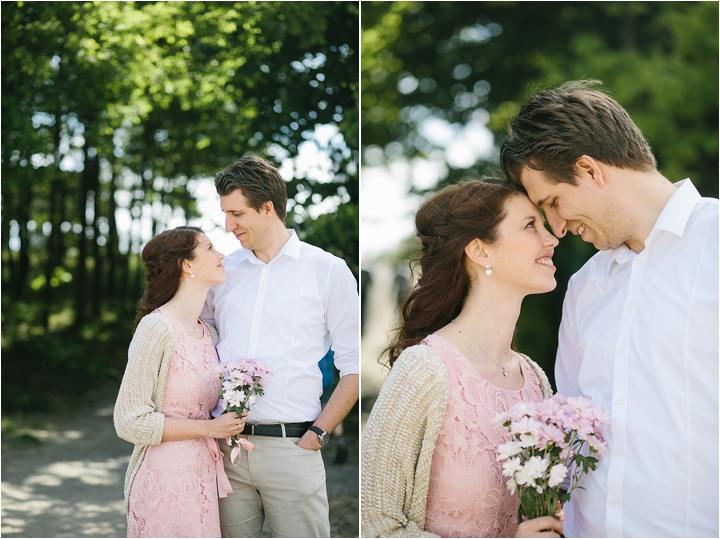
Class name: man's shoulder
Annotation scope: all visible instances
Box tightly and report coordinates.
[568,249,613,287]
[297,240,348,269]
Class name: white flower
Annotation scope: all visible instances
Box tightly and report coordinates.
[502,457,522,478]
[519,432,540,448]
[548,464,568,488]
[506,477,517,495]
[511,416,541,437]
[226,390,246,408]
[497,441,523,460]
[517,456,549,485]
[514,464,536,488]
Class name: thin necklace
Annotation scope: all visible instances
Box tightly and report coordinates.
[173,304,199,332]
[451,319,511,376]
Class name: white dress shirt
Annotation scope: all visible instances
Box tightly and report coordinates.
[203,230,359,423]
[556,180,718,538]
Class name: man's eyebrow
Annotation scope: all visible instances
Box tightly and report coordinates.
[534,196,549,207]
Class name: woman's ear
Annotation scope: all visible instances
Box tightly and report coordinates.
[464,238,490,267]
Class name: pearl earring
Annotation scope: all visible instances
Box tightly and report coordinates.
[191,272,195,278]
[485,265,492,276]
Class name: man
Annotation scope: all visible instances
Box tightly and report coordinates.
[202,155,359,537]
[500,80,718,537]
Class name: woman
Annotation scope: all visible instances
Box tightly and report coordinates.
[361,179,564,538]
[114,226,246,538]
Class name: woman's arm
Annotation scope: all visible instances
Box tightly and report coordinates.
[114,315,173,446]
[162,411,247,442]
[361,346,449,538]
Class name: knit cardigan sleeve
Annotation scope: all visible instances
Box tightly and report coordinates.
[361,345,449,538]
[113,313,174,446]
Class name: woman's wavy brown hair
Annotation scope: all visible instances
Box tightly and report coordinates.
[134,226,203,328]
[383,178,519,367]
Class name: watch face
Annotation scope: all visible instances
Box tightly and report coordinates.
[310,426,329,446]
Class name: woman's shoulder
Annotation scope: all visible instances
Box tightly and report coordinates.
[132,311,175,345]
[394,341,446,371]
[388,342,449,392]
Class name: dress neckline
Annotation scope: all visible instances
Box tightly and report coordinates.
[425,333,527,393]
[159,307,206,341]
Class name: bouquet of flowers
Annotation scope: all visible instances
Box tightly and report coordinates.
[495,394,610,523]
[218,358,272,465]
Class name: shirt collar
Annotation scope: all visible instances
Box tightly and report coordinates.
[608,179,700,271]
[238,229,301,266]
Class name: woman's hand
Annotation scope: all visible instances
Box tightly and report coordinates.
[207,411,248,439]
[515,516,563,538]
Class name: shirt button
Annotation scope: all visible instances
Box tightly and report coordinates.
[626,302,633,309]
[616,397,624,404]
[610,499,618,507]
[618,347,625,354]
[636,258,644,265]
[615,449,622,455]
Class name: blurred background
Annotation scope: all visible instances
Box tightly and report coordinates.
[2,2,358,537]
[360,1,719,425]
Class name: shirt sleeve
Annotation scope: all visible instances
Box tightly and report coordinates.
[325,257,359,378]
[200,286,216,328]
[113,315,171,446]
[555,276,584,399]
[555,276,584,492]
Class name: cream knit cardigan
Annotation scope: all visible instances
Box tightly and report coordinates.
[360,343,553,538]
[113,311,218,513]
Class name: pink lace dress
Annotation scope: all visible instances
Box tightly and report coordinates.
[423,334,545,538]
[127,309,223,538]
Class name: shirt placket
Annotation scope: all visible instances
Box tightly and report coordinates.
[606,251,648,537]
[248,263,270,358]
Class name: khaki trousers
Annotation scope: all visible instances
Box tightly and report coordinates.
[219,435,330,538]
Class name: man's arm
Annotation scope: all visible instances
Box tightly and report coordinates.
[297,373,358,451]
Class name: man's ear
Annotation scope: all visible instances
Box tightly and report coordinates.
[261,201,275,216]
[574,155,606,188]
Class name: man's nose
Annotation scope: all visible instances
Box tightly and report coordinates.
[548,214,567,238]
[225,215,233,232]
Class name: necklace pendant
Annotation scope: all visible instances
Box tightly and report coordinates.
[503,368,509,376]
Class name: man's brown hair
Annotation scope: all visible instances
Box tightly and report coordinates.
[215,155,288,221]
[500,80,657,187]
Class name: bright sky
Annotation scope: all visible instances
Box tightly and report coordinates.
[361,117,496,260]
[114,124,346,257]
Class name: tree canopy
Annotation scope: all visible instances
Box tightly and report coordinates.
[362,2,718,196]
[1,1,358,411]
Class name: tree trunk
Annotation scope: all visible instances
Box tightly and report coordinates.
[14,181,32,301]
[73,134,94,330]
[106,156,119,299]
[91,160,102,318]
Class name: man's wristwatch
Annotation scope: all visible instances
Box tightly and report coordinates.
[308,425,330,447]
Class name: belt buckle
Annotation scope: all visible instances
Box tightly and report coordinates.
[250,424,256,435]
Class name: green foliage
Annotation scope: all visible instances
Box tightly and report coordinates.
[1,1,358,409]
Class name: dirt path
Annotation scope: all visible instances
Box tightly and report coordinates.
[1,387,359,538]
